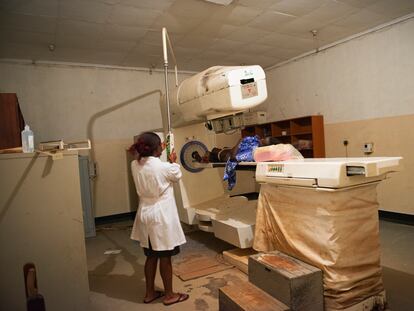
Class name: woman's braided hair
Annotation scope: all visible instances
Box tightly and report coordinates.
[129,132,161,161]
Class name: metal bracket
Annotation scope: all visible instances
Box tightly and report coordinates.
[37,139,91,160]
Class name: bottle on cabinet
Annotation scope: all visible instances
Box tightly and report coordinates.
[21,125,34,153]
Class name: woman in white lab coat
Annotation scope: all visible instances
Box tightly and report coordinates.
[129,132,188,306]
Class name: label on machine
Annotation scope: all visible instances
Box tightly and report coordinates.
[241,82,258,99]
[267,163,284,174]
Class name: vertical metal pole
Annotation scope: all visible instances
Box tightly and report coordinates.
[162,30,170,134]
[162,27,172,133]
[162,27,175,161]
[164,63,171,133]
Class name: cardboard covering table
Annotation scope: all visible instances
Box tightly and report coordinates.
[253,157,401,310]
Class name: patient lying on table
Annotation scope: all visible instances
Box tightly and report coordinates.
[193,136,304,190]
[193,136,281,163]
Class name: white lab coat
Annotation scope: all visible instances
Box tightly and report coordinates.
[130,156,186,251]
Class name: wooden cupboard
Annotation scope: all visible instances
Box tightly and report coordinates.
[0,93,25,150]
[241,115,325,158]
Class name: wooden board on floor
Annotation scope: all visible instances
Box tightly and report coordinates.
[174,257,219,275]
[223,248,257,274]
[173,254,233,281]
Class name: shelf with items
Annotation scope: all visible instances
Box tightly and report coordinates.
[291,133,313,151]
[241,115,325,158]
[274,135,292,144]
[259,124,272,138]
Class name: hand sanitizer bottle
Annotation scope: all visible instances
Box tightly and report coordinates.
[21,125,34,153]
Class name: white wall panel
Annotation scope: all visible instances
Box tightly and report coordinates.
[263,17,414,124]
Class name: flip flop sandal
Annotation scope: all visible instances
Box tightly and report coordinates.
[143,290,164,304]
[163,293,189,306]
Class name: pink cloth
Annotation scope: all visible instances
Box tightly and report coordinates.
[253,144,303,162]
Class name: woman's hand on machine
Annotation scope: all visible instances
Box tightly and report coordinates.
[169,151,177,163]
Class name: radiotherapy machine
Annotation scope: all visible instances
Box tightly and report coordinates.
[159,29,402,311]
[161,64,402,252]
[168,101,402,310]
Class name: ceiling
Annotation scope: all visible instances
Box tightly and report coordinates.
[0,0,413,71]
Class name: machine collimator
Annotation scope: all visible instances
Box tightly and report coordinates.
[162,65,268,129]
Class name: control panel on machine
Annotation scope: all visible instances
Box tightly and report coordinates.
[256,157,402,189]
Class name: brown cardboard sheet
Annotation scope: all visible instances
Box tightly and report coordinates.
[173,254,233,281]
[253,183,384,310]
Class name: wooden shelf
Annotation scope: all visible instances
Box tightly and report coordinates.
[291,131,313,135]
[241,115,325,158]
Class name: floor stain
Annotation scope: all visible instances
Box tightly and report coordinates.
[194,298,209,311]
[201,273,244,298]
[202,278,227,298]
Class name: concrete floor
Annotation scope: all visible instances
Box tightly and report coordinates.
[378,221,414,311]
[86,220,414,311]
